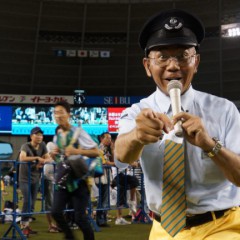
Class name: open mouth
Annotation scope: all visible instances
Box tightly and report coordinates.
[165,78,182,81]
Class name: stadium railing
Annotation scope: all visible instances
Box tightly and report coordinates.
[0,160,151,240]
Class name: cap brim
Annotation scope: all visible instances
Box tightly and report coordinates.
[145,27,199,52]
[31,130,44,135]
[147,37,198,49]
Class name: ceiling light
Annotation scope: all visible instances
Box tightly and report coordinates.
[221,23,240,37]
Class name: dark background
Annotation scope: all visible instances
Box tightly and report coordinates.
[0,0,240,102]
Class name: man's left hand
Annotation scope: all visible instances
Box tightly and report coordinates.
[172,112,215,152]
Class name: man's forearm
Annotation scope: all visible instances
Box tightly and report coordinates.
[210,147,240,187]
[78,148,99,158]
[20,156,39,162]
[115,129,144,164]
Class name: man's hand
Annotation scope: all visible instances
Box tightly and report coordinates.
[36,157,45,169]
[115,108,172,164]
[134,108,173,145]
[37,157,45,164]
[65,145,79,156]
[131,161,140,168]
[172,112,215,151]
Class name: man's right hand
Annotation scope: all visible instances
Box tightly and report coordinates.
[115,108,173,164]
[36,157,45,169]
[134,108,173,145]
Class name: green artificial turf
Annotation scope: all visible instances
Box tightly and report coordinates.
[1,215,151,240]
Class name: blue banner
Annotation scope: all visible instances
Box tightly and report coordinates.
[83,96,144,106]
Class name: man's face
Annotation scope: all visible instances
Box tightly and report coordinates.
[31,132,43,144]
[143,46,200,95]
[54,105,70,126]
[101,134,112,146]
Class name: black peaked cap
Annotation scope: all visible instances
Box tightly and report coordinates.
[138,9,205,54]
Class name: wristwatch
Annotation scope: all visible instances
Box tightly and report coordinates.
[206,137,223,158]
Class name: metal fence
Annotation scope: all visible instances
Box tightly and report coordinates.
[0,160,151,240]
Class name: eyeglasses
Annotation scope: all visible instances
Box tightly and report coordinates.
[148,53,198,67]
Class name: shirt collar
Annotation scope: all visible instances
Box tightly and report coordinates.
[155,85,195,114]
[181,85,194,112]
[155,87,171,114]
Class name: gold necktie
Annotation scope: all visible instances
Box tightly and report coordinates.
[161,139,186,237]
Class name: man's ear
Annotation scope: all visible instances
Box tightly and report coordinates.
[194,54,200,73]
[143,58,152,77]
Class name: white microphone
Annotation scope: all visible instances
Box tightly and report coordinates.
[167,80,183,137]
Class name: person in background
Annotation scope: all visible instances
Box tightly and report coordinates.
[51,100,99,240]
[15,106,23,123]
[3,175,11,187]
[114,9,240,240]
[96,132,133,225]
[1,177,7,203]
[111,164,139,225]
[95,132,115,227]
[24,107,35,124]
[43,126,63,233]
[46,107,54,123]
[37,108,46,123]
[19,127,51,236]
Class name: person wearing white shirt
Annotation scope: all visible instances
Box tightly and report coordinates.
[51,101,99,240]
[114,9,240,240]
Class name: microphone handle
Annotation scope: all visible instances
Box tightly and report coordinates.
[174,121,183,137]
[169,88,183,137]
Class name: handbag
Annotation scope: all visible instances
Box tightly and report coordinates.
[84,156,103,177]
[66,155,89,179]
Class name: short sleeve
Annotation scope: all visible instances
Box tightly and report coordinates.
[78,128,98,149]
[118,104,141,135]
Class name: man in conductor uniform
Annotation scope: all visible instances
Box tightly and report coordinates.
[114,9,240,240]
